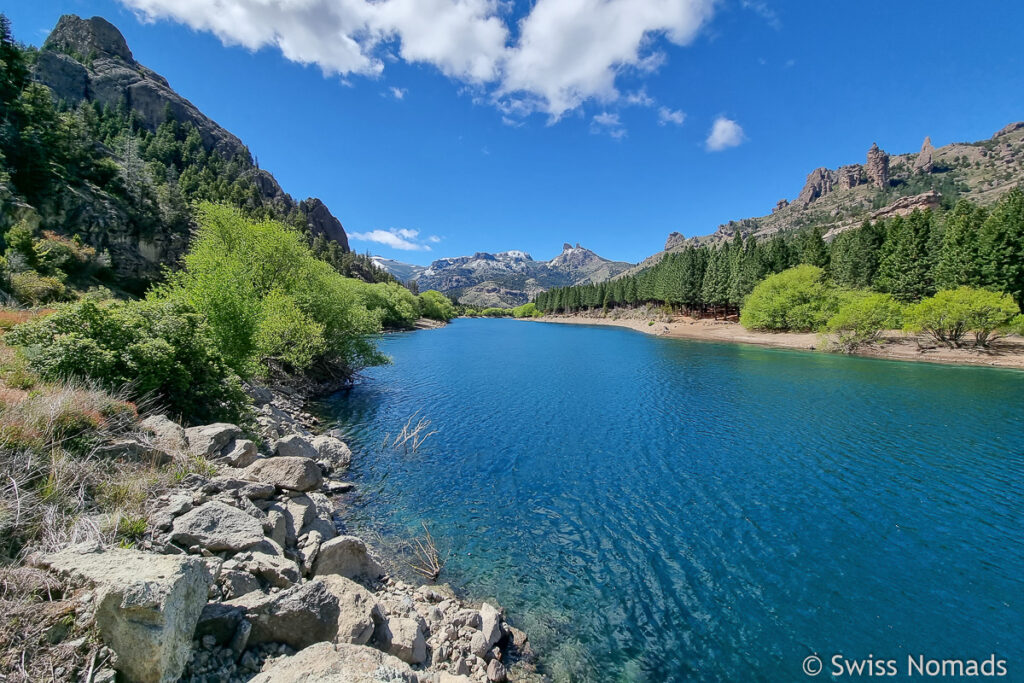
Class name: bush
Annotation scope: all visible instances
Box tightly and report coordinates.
[511,302,542,318]
[9,271,66,305]
[825,292,902,352]
[159,204,385,377]
[740,265,839,331]
[903,287,1020,348]
[418,290,456,321]
[6,298,248,423]
[363,282,420,329]
[479,307,510,317]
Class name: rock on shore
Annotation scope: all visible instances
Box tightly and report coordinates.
[28,382,542,683]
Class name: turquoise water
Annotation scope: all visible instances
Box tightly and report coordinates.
[318,319,1024,681]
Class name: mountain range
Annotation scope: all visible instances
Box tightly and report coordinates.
[373,243,632,307]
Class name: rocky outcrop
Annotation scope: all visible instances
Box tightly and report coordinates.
[866,143,890,188]
[300,198,350,251]
[664,231,687,250]
[38,543,211,683]
[993,122,1024,138]
[837,164,862,189]
[771,199,789,214]
[870,190,942,220]
[796,167,836,205]
[914,136,935,173]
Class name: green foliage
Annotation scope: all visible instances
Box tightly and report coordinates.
[160,204,385,376]
[479,307,510,317]
[363,282,420,329]
[6,298,248,423]
[978,187,1024,308]
[903,287,1020,348]
[825,292,902,352]
[8,270,66,305]
[830,220,884,289]
[418,290,457,321]
[935,200,986,289]
[739,265,839,331]
[874,210,937,301]
[511,302,542,318]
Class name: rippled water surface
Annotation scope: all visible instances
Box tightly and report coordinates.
[317,319,1024,681]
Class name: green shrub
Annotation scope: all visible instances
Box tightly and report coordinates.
[9,271,67,305]
[511,302,542,318]
[825,292,902,352]
[418,290,456,321]
[159,204,385,376]
[740,265,839,331]
[479,307,510,317]
[6,298,248,423]
[903,287,1020,348]
[363,282,420,329]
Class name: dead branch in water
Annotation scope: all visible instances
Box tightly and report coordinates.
[390,411,438,453]
[408,521,447,582]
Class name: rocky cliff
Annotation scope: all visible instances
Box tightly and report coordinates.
[26,15,350,282]
[622,121,1024,276]
[376,243,632,307]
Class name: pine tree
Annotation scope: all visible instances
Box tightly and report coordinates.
[874,211,937,302]
[935,200,985,289]
[979,187,1024,307]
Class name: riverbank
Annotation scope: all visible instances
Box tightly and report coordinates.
[1,376,539,682]
[535,313,1024,370]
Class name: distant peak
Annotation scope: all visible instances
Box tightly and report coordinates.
[45,14,135,64]
[563,242,572,250]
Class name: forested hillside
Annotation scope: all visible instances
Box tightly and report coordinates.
[0,14,393,305]
[536,193,1024,319]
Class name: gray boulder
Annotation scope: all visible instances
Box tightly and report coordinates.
[312,434,352,467]
[487,658,508,682]
[94,438,172,465]
[170,501,265,552]
[193,602,244,646]
[227,580,339,649]
[235,551,301,589]
[242,456,323,492]
[216,438,259,468]
[274,433,319,459]
[480,602,502,650]
[375,617,427,665]
[40,544,210,683]
[318,575,380,645]
[312,536,384,583]
[140,414,186,452]
[248,642,416,683]
[185,423,241,457]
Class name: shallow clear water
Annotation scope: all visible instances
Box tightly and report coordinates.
[316,319,1024,682]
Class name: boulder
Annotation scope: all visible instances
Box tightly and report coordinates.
[374,617,427,665]
[318,575,380,645]
[185,423,241,457]
[312,434,352,467]
[170,501,265,552]
[235,551,300,589]
[94,438,172,465]
[227,579,340,649]
[479,602,502,650]
[274,433,319,459]
[216,438,259,468]
[487,658,508,682]
[140,414,186,451]
[193,602,244,645]
[40,544,210,683]
[242,456,322,492]
[148,492,192,531]
[248,642,416,683]
[312,536,384,583]
[219,569,261,600]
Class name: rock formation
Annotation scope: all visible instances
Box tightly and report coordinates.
[771,199,789,214]
[870,190,942,220]
[29,15,350,282]
[866,143,890,188]
[796,168,836,206]
[993,122,1024,138]
[664,232,687,250]
[837,165,863,189]
[914,136,935,173]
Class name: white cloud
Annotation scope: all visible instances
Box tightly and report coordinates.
[741,0,781,30]
[591,111,626,138]
[705,116,744,151]
[624,89,655,107]
[658,106,685,125]
[120,0,715,119]
[349,227,436,251]
[390,86,407,99]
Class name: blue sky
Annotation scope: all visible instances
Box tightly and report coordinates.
[11,1,1024,265]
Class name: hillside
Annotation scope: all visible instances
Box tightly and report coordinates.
[374,243,632,307]
[624,122,1024,276]
[1,14,379,297]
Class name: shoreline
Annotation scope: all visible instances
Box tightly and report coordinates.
[533,314,1024,370]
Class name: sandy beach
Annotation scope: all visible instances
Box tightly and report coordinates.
[533,314,1024,370]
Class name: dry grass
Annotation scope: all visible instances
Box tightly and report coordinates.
[0,307,54,333]
[0,375,212,562]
